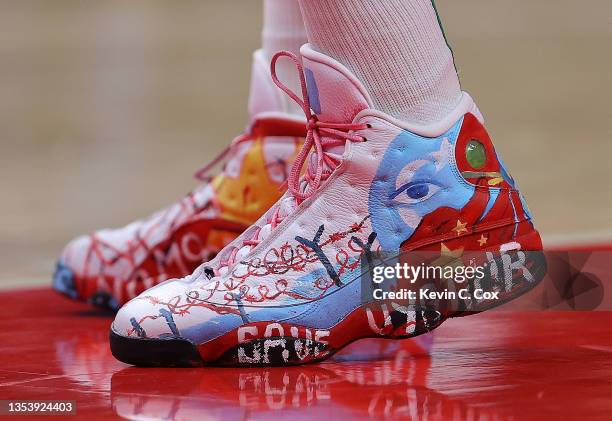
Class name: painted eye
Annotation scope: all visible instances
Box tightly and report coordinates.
[391,181,441,204]
[406,183,429,199]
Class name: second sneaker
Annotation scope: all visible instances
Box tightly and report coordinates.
[53,50,305,310]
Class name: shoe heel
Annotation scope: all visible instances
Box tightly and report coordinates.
[451,225,546,317]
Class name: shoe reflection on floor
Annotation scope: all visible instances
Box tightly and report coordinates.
[11,288,612,420]
[107,334,503,421]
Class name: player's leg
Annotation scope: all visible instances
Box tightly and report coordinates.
[261,0,307,114]
[298,0,462,125]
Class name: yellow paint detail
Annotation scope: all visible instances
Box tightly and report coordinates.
[431,243,465,270]
[453,220,468,236]
[212,137,299,226]
[478,234,488,247]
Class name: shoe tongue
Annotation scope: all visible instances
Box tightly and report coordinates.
[300,44,372,124]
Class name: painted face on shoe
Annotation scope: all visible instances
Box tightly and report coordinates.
[368,120,475,251]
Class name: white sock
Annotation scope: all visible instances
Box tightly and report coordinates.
[297,0,462,125]
[262,0,308,115]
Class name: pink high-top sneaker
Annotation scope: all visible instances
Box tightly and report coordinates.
[110,45,543,367]
[54,50,305,310]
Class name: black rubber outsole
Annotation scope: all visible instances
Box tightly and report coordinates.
[109,328,337,368]
[108,318,433,368]
[110,329,205,367]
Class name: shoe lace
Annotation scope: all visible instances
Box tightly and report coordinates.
[193,132,254,182]
[139,131,257,239]
[214,50,368,274]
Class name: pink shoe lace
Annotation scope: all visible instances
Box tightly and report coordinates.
[214,51,368,273]
[193,133,254,182]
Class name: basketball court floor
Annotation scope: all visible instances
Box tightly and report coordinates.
[2,277,612,420]
[1,2,611,419]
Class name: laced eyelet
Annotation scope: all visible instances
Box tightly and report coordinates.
[216,50,373,273]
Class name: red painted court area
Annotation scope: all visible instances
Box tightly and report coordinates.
[1,285,612,420]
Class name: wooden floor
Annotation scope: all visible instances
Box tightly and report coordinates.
[1,0,611,284]
[2,287,612,420]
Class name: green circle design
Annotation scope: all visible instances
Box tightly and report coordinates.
[466,139,487,169]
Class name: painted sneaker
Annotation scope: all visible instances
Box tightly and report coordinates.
[54,50,305,310]
[109,45,543,367]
